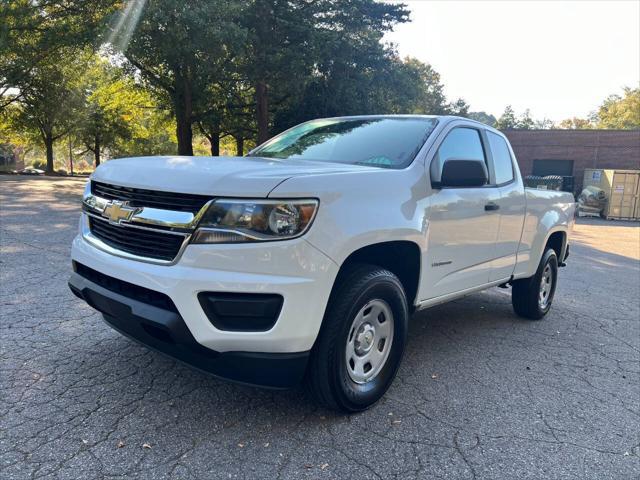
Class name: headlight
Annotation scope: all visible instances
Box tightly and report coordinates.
[191,199,318,243]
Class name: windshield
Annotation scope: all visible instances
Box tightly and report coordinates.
[249,117,439,169]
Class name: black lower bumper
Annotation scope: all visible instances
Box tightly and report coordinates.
[68,271,309,389]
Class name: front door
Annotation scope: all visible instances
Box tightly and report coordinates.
[419,126,501,301]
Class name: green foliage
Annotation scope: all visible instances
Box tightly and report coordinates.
[3,0,638,166]
[556,88,639,130]
[74,55,172,165]
[534,118,554,129]
[6,48,89,172]
[495,105,518,130]
[517,109,535,130]
[0,0,118,107]
[245,0,410,141]
[557,117,594,129]
[1,0,118,171]
[110,101,177,158]
[594,87,639,129]
[112,0,246,155]
[112,0,415,150]
[495,106,540,130]
[468,111,497,127]
[1,0,478,162]
[0,103,36,150]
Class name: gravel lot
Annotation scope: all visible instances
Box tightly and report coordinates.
[1,176,639,479]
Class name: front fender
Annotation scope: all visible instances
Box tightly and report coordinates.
[269,165,430,266]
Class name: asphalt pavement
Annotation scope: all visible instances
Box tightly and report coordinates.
[1,176,639,479]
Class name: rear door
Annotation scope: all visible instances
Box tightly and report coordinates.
[486,131,526,282]
[420,125,501,300]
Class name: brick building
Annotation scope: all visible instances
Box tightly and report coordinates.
[503,129,640,193]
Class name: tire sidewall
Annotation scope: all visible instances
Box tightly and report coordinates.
[537,249,558,316]
[332,276,408,411]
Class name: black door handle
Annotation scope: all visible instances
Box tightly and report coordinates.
[485,202,500,211]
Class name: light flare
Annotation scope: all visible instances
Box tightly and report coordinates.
[106,0,147,52]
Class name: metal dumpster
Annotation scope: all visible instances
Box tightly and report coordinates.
[524,175,564,191]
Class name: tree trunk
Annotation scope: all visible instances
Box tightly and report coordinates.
[210,133,220,156]
[44,134,54,174]
[176,110,193,155]
[236,136,244,156]
[175,73,194,156]
[68,135,74,175]
[94,137,101,167]
[256,81,269,144]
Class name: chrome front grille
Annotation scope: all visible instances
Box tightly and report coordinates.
[92,181,211,213]
[88,216,187,262]
[83,181,213,264]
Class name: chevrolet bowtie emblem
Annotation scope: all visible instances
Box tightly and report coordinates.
[102,201,138,224]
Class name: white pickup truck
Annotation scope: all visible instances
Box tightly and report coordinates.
[69,115,575,412]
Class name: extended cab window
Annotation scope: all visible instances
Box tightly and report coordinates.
[487,132,515,184]
[431,127,486,183]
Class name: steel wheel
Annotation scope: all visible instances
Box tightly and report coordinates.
[538,263,553,309]
[345,299,394,384]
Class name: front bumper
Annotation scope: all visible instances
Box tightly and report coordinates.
[70,225,338,354]
[68,271,308,388]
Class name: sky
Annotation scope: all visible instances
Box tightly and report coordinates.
[383,0,640,122]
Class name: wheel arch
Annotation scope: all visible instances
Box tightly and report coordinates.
[331,240,422,309]
[544,229,567,261]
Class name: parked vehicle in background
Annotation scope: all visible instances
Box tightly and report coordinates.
[69,115,575,412]
[18,168,45,175]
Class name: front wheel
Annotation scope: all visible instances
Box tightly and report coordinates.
[306,264,409,412]
[512,248,558,320]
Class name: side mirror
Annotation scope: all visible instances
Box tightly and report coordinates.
[440,158,488,187]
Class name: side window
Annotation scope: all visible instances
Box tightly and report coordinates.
[487,132,514,184]
[431,127,486,183]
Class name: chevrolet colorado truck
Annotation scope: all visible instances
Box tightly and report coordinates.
[69,115,575,412]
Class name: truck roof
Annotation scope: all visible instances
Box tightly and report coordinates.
[308,114,502,136]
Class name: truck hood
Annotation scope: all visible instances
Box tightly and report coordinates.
[92,155,376,197]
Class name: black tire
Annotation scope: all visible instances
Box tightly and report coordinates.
[306,264,409,412]
[512,249,558,320]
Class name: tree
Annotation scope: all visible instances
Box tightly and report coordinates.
[517,109,535,129]
[8,49,87,173]
[468,111,497,127]
[449,98,470,117]
[557,117,593,129]
[197,77,254,156]
[495,105,518,130]
[219,86,257,156]
[75,57,149,166]
[271,49,458,133]
[0,103,36,165]
[534,118,555,129]
[110,102,177,158]
[0,0,118,109]
[594,87,640,129]
[494,106,542,130]
[398,58,451,114]
[243,0,410,142]
[114,0,246,155]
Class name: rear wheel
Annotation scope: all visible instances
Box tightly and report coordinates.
[306,264,409,412]
[512,249,558,320]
